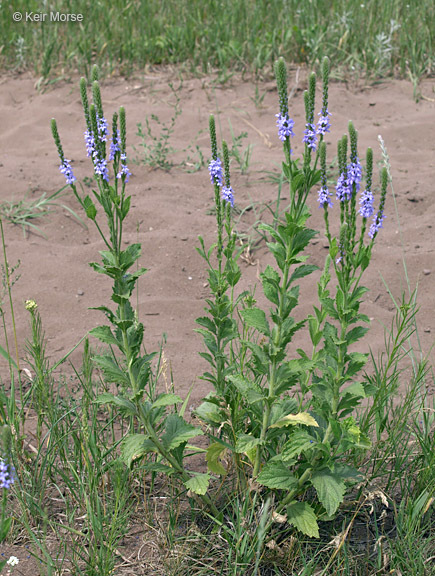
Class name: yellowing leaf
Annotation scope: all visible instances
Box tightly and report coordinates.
[270,412,319,429]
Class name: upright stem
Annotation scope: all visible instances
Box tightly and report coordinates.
[253,245,292,476]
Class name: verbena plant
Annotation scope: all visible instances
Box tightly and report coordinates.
[51,57,390,549]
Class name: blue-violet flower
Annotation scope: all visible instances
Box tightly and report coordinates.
[359,189,375,218]
[208,158,224,187]
[117,154,131,182]
[316,110,331,135]
[318,185,333,208]
[221,185,234,207]
[109,129,121,161]
[0,458,14,489]
[59,159,76,185]
[97,115,108,142]
[348,158,363,192]
[275,112,295,142]
[94,157,109,182]
[84,130,96,158]
[369,212,386,239]
[303,123,317,150]
[336,172,352,202]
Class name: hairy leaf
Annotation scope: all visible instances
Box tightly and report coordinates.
[152,393,183,409]
[184,473,210,495]
[286,501,319,538]
[257,461,298,490]
[162,414,203,450]
[311,470,346,516]
[240,307,270,336]
[270,412,319,429]
[206,442,227,475]
[235,433,262,454]
[121,434,156,468]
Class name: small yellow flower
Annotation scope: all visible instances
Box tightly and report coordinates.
[25,299,38,313]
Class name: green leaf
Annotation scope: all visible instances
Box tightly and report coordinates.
[281,430,316,461]
[83,195,97,220]
[345,326,369,345]
[144,462,175,476]
[89,325,120,347]
[0,344,17,369]
[195,316,216,334]
[162,414,202,450]
[257,461,298,490]
[289,264,318,284]
[206,442,227,475]
[343,382,366,398]
[228,374,265,404]
[235,434,262,454]
[152,393,183,409]
[0,516,12,541]
[184,473,210,495]
[93,355,129,385]
[286,501,319,538]
[195,400,224,426]
[345,352,368,377]
[240,307,270,336]
[95,393,137,415]
[121,434,156,468]
[119,243,142,271]
[311,470,346,516]
[270,412,319,429]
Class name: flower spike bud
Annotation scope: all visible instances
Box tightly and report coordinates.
[318,141,332,207]
[80,77,91,132]
[303,90,310,124]
[308,72,316,124]
[348,121,358,163]
[369,167,388,238]
[321,57,330,113]
[222,140,230,187]
[92,81,104,121]
[221,140,234,207]
[51,118,64,162]
[274,57,289,118]
[91,64,99,83]
[119,107,127,154]
[209,115,218,160]
[365,147,373,191]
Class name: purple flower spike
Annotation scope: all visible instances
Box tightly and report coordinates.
[221,185,235,207]
[0,458,14,489]
[359,189,374,218]
[59,158,76,185]
[318,185,333,208]
[303,123,317,150]
[109,129,121,161]
[97,115,108,142]
[84,130,96,158]
[117,153,131,182]
[275,112,295,142]
[316,110,331,135]
[94,157,109,182]
[348,158,362,192]
[336,172,352,202]
[368,212,386,239]
[208,157,224,187]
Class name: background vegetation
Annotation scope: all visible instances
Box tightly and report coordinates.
[0,0,433,84]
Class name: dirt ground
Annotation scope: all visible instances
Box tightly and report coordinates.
[0,68,434,572]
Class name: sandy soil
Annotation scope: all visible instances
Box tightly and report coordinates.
[0,69,434,572]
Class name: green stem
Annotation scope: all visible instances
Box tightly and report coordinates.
[140,411,221,517]
[253,244,292,476]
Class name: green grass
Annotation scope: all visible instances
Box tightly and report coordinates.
[0,0,433,83]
